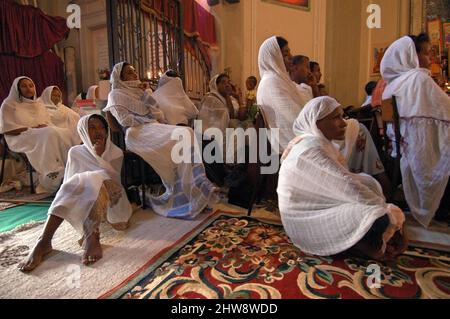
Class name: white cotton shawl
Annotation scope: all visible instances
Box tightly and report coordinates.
[257,36,305,151]
[198,74,230,134]
[278,96,404,256]
[86,85,99,100]
[0,77,76,191]
[153,72,198,125]
[104,62,165,123]
[381,36,450,227]
[38,86,81,140]
[0,76,50,133]
[49,114,132,235]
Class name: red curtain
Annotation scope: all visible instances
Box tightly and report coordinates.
[0,0,69,102]
[182,0,217,70]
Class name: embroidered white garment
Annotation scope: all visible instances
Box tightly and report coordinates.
[104,62,218,219]
[257,36,305,152]
[381,36,450,227]
[152,72,198,125]
[48,114,132,236]
[39,86,81,145]
[278,96,404,256]
[0,77,75,192]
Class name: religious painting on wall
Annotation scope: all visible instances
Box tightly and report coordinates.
[427,19,443,76]
[370,43,390,76]
[262,0,310,11]
[443,22,450,50]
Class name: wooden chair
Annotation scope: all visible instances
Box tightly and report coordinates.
[0,134,35,194]
[246,106,280,216]
[380,96,402,199]
[105,111,157,209]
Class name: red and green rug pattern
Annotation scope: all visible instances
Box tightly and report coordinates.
[102,212,450,299]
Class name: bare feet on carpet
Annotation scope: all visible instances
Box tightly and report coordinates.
[18,239,53,272]
[82,231,103,265]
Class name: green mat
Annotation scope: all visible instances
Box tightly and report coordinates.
[0,203,49,233]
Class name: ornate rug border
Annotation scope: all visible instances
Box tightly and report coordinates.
[99,210,281,299]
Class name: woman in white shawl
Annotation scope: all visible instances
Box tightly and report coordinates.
[19,114,133,272]
[257,36,305,152]
[39,85,81,145]
[278,96,407,260]
[153,70,198,126]
[381,35,450,227]
[0,77,75,193]
[104,62,218,219]
[198,73,243,135]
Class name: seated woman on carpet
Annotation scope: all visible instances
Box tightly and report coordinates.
[104,62,218,219]
[39,85,81,145]
[277,96,407,261]
[0,77,77,193]
[19,114,133,271]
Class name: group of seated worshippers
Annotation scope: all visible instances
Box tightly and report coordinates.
[257,36,390,196]
[18,62,219,271]
[11,32,449,271]
[253,35,408,260]
[0,77,80,193]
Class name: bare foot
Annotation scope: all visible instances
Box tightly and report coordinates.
[18,239,53,272]
[82,232,103,266]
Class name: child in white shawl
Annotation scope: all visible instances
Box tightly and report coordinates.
[0,77,75,193]
[19,114,133,271]
[39,85,81,145]
[278,96,407,260]
[381,35,450,227]
[104,62,218,219]
[152,70,199,126]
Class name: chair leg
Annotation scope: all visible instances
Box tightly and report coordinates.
[28,161,35,194]
[0,141,7,185]
[247,171,264,216]
[139,159,147,209]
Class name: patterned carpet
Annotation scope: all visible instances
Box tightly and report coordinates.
[101,211,450,299]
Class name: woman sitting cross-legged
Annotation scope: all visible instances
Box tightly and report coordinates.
[19,114,133,272]
[278,96,408,261]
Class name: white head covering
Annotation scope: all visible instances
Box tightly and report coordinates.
[86,85,99,100]
[105,62,164,121]
[293,96,340,138]
[256,36,305,151]
[39,85,61,109]
[0,76,50,133]
[380,36,419,84]
[208,74,227,105]
[152,72,198,125]
[74,114,123,179]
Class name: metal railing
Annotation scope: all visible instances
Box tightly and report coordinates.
[106,0,210,98]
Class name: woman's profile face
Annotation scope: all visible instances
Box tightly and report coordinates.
[121,64,139,81]
[18,79,36,99]
[316,106,347,141]
[280,44,293,72]
[51,87,62,105]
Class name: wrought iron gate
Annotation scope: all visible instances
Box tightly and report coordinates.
[106,0,210,99]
